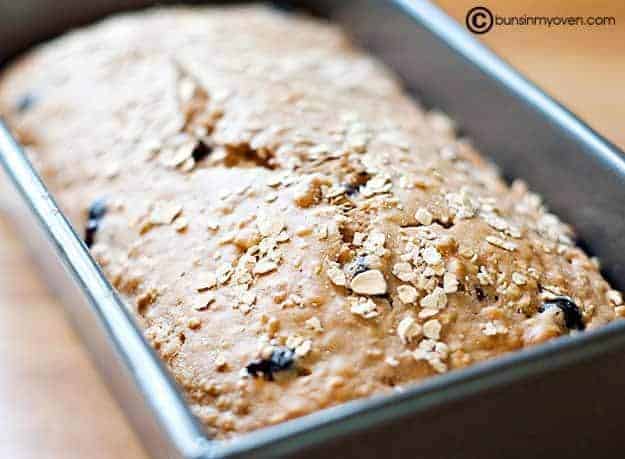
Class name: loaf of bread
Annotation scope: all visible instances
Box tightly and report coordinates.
[1,6,622,437]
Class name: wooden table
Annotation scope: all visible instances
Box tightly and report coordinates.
[1,2,623,457]
[437,0,625,150]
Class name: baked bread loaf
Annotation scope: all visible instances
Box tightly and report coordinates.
[1,6,623,438]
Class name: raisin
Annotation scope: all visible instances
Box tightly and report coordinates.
[343,183,360,196]
[84,220,99,248]
[270,0,296,12]
[191,140,213,162]
[346,255,369,277]
[246,347,296,381]
[342,171,370,196]
[15,92,37,114]
[88,197,107,220]
[84,197,107,248]
[539,297,585,331]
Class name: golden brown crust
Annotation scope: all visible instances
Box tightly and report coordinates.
[1,6,622,437]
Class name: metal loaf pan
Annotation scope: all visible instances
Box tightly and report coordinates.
[1,1,625,458]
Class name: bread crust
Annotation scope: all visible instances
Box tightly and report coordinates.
[1,6,622,437]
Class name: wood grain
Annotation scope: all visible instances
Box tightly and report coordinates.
[1,2,623,457]
[0,218,148,459]
[435,0,625,150]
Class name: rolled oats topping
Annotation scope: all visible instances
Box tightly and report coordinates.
[415,207,433,226]
[607,290,623,306]
[216,263,233,284]
[149,201,183,225]
[397,316,422,344]
[195,272,217,291]
[413,339,450,373]
[326,261,347,287]
[423,319,442,340]
[420,287,448,310]
[349,297,379,319]
[393,262,417,282]
[422,246,442,266]
[350,269,388,296]
[363,231,387,257]
[485,235,517,252]
[253,259,278,275]
[3,4,621,439]
[443,272,459,293]
[397,285,418,304]
[192,291,216,311]
[305,317,324,333]
[511,272,527,286]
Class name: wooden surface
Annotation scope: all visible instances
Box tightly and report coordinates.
[436,0,625,150]
[1,2,624,458]
[0,216,148,459]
